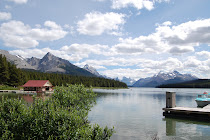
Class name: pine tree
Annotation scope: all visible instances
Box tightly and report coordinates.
[0,55,10,85]
[8,63,21,87]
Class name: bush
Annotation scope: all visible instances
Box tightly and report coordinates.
[0,84,114,139]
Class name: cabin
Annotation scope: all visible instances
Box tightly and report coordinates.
[22,80,53,93]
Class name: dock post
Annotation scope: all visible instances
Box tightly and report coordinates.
[166,91,176,108]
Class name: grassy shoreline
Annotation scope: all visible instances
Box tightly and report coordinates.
[93,87,128,89]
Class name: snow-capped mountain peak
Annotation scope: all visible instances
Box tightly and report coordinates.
[16,55,25,60]
[133,70,198,87]
[83,64,101,77]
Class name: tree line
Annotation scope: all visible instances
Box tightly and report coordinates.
[157,79,210,88]
[0,54,127,88]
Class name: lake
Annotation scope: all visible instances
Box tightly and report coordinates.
[89,88,210,140]
[1,88,210,139]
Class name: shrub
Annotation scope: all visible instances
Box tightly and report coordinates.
[0,84,114,139]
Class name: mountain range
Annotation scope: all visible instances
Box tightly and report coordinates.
[132,70,198,87]
[0,49,95,77]
[115,77,136,86]
[0,49,199,87]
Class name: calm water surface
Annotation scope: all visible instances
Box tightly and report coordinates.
[89,88,210,140]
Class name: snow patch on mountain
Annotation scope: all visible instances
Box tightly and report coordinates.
[83,64,101,77]
[133,70,198,87]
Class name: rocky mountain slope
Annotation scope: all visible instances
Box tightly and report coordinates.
[0,49,36,69]
[0,49,95,77]
[83,64,101,77]
[132,71,198,87]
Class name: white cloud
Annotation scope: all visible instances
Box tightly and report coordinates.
[7,0,28,4]
[0,20,68,48]
[182,56,210,78]
[9,46,210,79]
[184,56,202,68]
[100,68,158,80]
[139,57,183,71]
[112,34,165,54]
[9,43,110,62]
[75,57,146,68]
[196,51,210,59]
[0,12,11,20]
[169,46,194,54]
[77,11,126,36]
[111,0,153,10]
[44,21,62,29]
[60,44,110,61]
[112,18,210,55]
[110,0,169,10]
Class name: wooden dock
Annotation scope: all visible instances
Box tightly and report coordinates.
[0,90,53,95]
[0,90,19,93]
[163,92,210,121]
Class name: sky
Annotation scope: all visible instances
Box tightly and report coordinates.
[0,0,210,80]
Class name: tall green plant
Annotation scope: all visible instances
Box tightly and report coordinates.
[0,85,114,139]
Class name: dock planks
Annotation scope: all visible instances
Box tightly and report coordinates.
[163,105,210,121]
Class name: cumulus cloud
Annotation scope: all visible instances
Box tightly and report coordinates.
[139,57,183,71]
[110,0,169,10]
[112,34,165,54]
[60,44,110,61]
[169,46,194,54]
[184,56,202,68]
[77,11,126,36]
[7,0,28,4]
[196,51,210,59]
[182,56,210,78]
[0,20,68,48]
[112,18,210,55]
[0,12,11,20]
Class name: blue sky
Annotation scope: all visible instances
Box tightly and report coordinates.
[0,0,210,80]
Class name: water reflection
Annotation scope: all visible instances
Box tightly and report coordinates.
[163,118,210,139]
[90,88,210,140]
[0,92,51,103]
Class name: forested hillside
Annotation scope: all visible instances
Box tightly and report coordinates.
[0,54,127,88]
[157,79,210,88]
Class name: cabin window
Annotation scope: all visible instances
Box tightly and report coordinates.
[198,95,202,98]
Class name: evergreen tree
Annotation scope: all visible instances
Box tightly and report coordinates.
[0,55,9,85]
[8,63,21,87]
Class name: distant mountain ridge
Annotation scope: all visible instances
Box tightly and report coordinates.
[115,77,136,86]
[132,70,198,87]
[0,49,96,77]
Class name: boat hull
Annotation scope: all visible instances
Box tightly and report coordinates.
[195,100,210,107]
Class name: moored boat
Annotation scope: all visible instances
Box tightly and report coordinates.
[195,92,210,107]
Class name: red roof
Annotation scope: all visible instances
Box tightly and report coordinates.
[22,80,51,87]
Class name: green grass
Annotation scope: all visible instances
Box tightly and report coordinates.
[0,85,19,90]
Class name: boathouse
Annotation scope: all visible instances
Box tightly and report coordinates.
[22,80,53,93]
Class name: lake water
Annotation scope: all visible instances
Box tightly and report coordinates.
[89,88,210,140]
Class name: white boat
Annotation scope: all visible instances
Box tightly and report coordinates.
[195,92,210,107]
